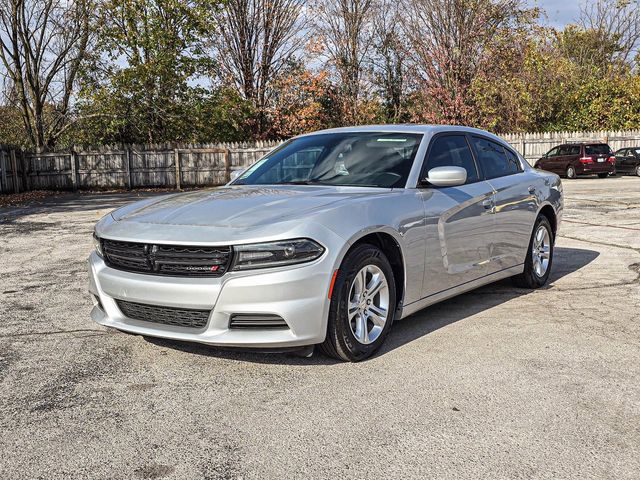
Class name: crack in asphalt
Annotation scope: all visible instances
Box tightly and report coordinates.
[0,328,106,339]
[559,233,640,253]
[562,219,640,232]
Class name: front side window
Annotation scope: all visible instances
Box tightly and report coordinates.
[423,135,479,183]
[546,147,560,157]
[234,132,423,188]
[471,137,517,179]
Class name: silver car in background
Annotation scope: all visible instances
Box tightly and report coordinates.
[89,125,563,361]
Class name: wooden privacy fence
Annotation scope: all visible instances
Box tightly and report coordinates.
[0,141,281,194]
[3,129,640,194]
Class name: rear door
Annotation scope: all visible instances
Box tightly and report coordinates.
[418,133,497,296]
[622,149,639,172]
[615,149,629,172]
[470,136,537,271]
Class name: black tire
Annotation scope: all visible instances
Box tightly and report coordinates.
[320,244,396,362]
[512,215,554,289]
[566,165,577,179]
[636,165,640,177]
[597,172,608,178]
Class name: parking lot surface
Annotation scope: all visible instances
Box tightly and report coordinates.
[1,177,639,479]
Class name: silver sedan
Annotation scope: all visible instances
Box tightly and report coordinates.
[89,125,563,361]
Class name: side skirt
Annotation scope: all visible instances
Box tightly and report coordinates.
[398,264,524,319]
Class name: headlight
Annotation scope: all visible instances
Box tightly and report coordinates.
[93,233,103,257]
[232,239,324,271]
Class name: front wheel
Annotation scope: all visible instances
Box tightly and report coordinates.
[636,165,640,177]
[320,244,396,362]
[566,165,577,179]
[512,215,554,289]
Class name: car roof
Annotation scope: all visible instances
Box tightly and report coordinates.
[296,124,509,145]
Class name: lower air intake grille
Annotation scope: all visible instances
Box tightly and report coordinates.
[117,300,210,329]
[229,314,289,329]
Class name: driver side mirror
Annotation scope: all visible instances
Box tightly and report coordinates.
[423,166,467,187]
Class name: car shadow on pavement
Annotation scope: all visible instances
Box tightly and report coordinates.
[378,246,599,356]
[144,246,599,364]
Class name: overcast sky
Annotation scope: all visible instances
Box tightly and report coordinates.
[532,0,581,27]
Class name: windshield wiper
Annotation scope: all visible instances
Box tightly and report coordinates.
[278,180,322,185]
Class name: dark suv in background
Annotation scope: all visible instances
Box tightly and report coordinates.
[534,143,615,179]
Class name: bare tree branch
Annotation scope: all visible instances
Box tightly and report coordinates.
[0,0,93,151]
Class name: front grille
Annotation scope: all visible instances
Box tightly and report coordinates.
[229,314,289,329]
[117,300,210,328]
[102,239,232,277]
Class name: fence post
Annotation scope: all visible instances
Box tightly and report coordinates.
[174,147,181,190]
[125,147,133,190]
[0,149,6,193]
[70,150,78,191]
[224,148,231,183]
[20,150,29,191]
[10,149,19,193]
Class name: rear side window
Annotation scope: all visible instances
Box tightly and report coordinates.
[471,137,518,179]
[585,144,612,155]
[504,148,523,173]
[424,135,479,183]
[569,146,580,155]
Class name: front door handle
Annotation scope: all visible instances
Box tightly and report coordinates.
[528,186,536,194]
[482,199,494,209]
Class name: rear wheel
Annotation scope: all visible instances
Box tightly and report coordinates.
[597,172,608,178]
[320,244,396,362]
[566,165,577,179]
[636,165,640,177]
[512,215,554,289]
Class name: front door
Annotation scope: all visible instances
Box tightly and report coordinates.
[418,134,497,296]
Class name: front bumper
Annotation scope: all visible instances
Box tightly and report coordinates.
[88,249,337,348]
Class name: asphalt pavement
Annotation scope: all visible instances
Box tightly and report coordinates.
[1,178,639,479]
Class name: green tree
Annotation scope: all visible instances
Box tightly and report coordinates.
[75,0,221,144]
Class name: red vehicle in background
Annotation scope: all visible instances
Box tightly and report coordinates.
[534,143,616,179]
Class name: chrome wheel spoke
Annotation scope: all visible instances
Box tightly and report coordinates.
[368,274,384,298]
[355,314,369,343]
[368,305,387,326]
[348,301,359,320]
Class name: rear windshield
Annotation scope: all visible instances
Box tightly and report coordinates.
[585,144,612,155]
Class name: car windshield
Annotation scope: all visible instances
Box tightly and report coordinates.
[233,132,423,188]
[585,144,612,155]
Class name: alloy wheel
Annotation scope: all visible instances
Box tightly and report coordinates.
[636,165,640,177]
[532,225,551,278]
[566,166,576,179]
[347,265,390,345]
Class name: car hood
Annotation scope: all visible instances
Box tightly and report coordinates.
[111,185,388,228]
